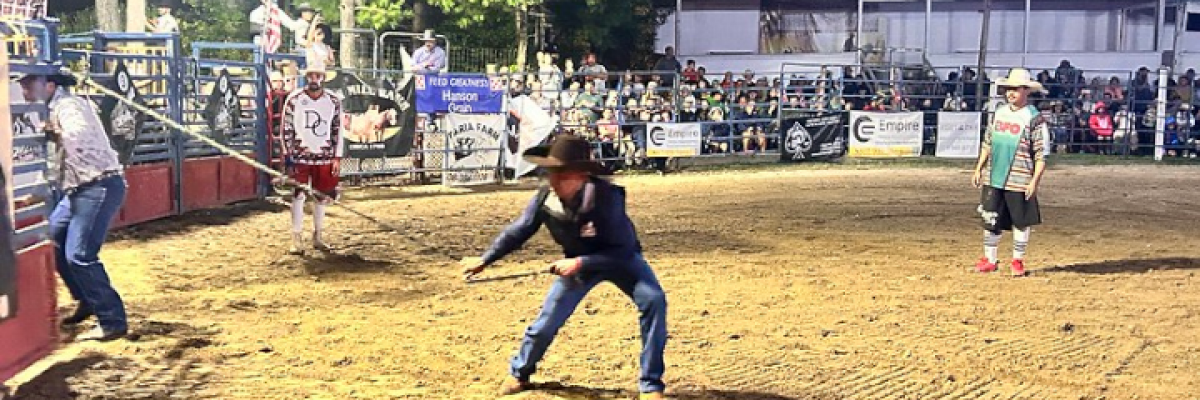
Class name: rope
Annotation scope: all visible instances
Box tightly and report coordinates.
[68,70,408,233]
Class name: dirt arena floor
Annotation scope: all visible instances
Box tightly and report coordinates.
[10,163,1200,400]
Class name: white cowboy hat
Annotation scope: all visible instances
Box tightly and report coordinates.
[303,61,327,76]
[421,29,436,42]
[995,68,1047,94]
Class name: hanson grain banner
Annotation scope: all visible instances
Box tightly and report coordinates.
[847,111,923,157]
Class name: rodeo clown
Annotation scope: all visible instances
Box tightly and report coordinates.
[280,62,344,254]
[971,68,1049,277]
[461,135,669,400]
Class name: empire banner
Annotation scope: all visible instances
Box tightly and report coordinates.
[97,62,145,164]
[326,72,417,158]
[780,111,846,162]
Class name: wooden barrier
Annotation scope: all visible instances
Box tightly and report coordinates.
[112,162,176,229]
[0,243,58,382]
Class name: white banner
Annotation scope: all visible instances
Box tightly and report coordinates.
[935,112,982,158]
[647,122,702,157]
[847,111,923,158]
[442,113,506,187]
[506,95,556,178]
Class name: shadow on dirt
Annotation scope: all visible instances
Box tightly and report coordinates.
[344,181,541,202]
[525,382,806,400]
[299,251,398,276]
[1039,257,1200,275]
[11,350,213,400]
[109,200,287,241]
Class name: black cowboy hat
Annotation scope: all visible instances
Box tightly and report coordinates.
[153,0,174,8]
[16,67,78,87]
[522,135,608,175]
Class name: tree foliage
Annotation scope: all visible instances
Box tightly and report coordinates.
[544,0,673,70]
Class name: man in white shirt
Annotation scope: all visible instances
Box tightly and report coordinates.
[290,3,317,52]
[411,30,446,73]
[146,0,179,34]
[19,69,129,342]
[280,63,344,253]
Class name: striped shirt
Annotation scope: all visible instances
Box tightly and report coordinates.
[982,104,1047,193]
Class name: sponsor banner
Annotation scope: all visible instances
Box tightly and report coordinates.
[1,56,16,321]
[326,72,417,158]
[415,74,505,114]
[780,112,846,162]
[442,113,506,186]
[936,112,982,158]
[97,62,144,164]
[646,122,702,157]
[848,111,923,158]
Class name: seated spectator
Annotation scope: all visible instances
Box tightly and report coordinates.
[1104,77,1125,101]
[705,107,729,154]
[736,100,766,154]
[1089,102,1114,154]
[1114,103,1136,155]
[1048,101,1071,154]
[683,60,700,85]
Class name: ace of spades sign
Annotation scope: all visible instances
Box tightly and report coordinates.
[97,62,145,165]
[203,70,241,146]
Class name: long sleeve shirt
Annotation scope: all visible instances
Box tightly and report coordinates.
[480,178,642,271]
[280,89,344,164]
[47,88,123,190]
[411,45,446,73]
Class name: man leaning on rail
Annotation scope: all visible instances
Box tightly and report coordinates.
[18,68,129,342]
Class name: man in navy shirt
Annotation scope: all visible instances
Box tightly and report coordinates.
[462,135,668,400]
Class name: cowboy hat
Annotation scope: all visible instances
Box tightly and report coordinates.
[17,67,80,87]
[421,29,437,42]
[522,135,608,175]
[296,3,315,12]
[996,68,1047,94]
[154,0,174,8]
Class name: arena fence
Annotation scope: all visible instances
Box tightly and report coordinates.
[2,17,60,386]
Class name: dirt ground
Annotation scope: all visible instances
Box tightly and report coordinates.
[10,163,1200,400]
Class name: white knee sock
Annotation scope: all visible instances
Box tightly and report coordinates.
[313,202,327,238]
[291,192,306,234]
[984,230,1001,263]
[1013,228,1031,260]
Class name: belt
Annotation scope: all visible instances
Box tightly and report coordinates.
[66,170,124,194]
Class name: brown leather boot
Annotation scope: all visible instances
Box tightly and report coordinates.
[498,376,530,396]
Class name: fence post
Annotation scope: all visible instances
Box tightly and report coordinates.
[1155,67,1168,161]
[254,63,270,197]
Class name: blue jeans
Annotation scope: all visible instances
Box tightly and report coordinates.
[50,175,128,332]
[510,253,668,393]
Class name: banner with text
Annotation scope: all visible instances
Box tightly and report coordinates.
[327,72,417,158]
[848,111,923,158]
[647,122,702,157]
[415,74,505,114]
[780,112,846,162]
[442,113,506,186]
[935,112,982,158]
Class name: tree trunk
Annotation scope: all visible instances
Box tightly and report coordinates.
[339,0,358,68]
[126,0,147,33]
[413,0,432,34]
[96,0,122,32]
[514,6,527,72]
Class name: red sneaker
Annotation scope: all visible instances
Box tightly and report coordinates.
[1011,259,1027,277]
[975,257,997,273]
